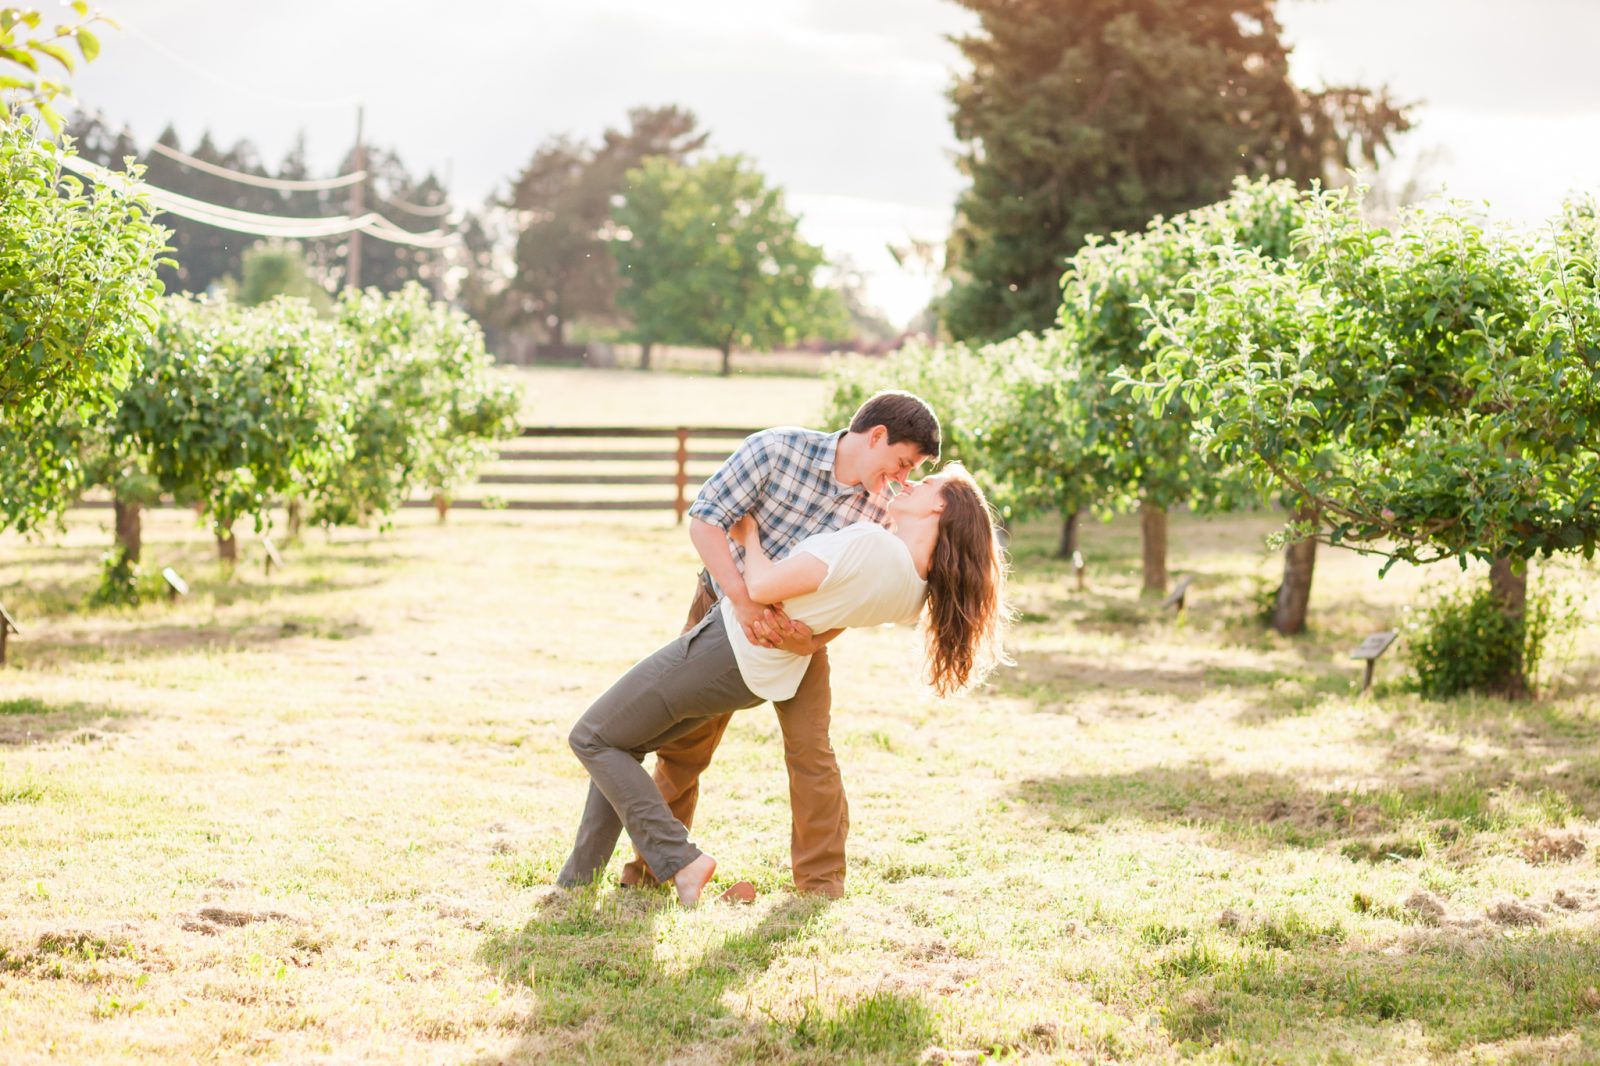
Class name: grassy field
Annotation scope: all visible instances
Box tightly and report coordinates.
[501,365,832,427]
[3,369,1600,1064]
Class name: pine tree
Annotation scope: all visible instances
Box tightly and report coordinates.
[942,0,1411,342]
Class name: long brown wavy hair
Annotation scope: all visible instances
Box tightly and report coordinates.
[922,464,1012,697]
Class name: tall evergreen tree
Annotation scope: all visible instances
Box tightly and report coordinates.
[941,0,1411,342]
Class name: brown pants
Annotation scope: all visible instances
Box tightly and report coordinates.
[620,577,848,897]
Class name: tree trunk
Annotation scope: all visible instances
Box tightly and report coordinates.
[640,340,653,371]
[550,315,565,347]
[1489,556,1530,698]
[286,498,304,542]
[1489,556,1527,618]
[216,523,238,565]
[433,494,450,524]
[113,496,142,566]
[1139,498,1167,597]
[719,342,733,377]
[1271,506,1319,635]
[1056,508,1081,559]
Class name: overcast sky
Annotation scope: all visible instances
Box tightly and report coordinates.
[68,0,1600,325]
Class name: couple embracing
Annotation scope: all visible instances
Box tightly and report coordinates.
[557,390,1010,905]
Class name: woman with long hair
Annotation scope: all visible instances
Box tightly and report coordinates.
[557,463,1010,904]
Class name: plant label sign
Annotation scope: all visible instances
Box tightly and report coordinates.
[262,536,285,574]
[1350,631,1398,661]
[0,601,17,668]
[1350,630,1399,693]
[1162,575,1194,611]
[162,567,190,599]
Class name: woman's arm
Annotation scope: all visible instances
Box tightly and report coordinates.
[732,515,829,605]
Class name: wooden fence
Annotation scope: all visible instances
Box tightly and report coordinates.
[401,425,758,521]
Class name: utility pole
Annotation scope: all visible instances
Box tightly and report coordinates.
[347,103,365,291]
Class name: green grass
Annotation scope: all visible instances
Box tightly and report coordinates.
[2,372,1600,1062]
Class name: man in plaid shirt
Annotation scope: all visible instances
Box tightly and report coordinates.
[621,390,941,898]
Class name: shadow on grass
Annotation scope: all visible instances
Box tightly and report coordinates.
[15,614,375,669]
[1013,749,1600,856]
[0,696,137,748]
[478,889,935,1063]
[1159,929,1600,1059]
[4,563,392,624]
[1001,647,1207,703]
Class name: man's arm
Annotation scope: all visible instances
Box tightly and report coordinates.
[689,517,811,648]
[689,517,767,643]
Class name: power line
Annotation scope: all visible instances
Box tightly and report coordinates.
[149,141,366,192]
[55,154,457,248]
[383,195,453,218]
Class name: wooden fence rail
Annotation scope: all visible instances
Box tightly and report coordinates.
[68,426,762,522]
[400,425,759,522]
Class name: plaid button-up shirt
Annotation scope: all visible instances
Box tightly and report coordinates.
[688,426,891,595]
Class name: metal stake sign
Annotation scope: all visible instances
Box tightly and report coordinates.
[162,567,190,602]
[1350,630,1400,692]
[0,602,18,667]
[1162,575,1194,613]
[262,535,286,576]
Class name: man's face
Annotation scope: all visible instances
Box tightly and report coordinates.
[863,429,930,495]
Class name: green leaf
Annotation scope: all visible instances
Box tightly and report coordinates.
[74,26,98,62]
[28,38,75,72]
[38,100,64,135]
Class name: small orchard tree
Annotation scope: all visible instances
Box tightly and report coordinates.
[315,283,520,527]
[824,340,1014,506]
[235,239,330,311]
[115,295,349,563]
[0,115,167,535]
[1057,178,1299,596]
[611,155,846,376]
[1147,188,1600,695]
[822,334,1108,552]
[976,333,1116,557]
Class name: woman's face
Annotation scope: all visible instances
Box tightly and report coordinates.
[888,474,949,521]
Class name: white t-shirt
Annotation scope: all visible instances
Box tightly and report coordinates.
[719,522,927,701]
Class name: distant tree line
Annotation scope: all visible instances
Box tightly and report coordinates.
[63,105,862,370]
[63,115,453,298]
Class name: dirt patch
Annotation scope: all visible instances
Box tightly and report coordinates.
[1403,891,1447,924]
[921,1048,986,1065]
[181,908,296,934]
[1521,830,1587,865]
[1553,888,1598,911]
[1486,899,1545,927]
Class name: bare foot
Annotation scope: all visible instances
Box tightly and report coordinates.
[718,880,757,905]
[672,853,716,907]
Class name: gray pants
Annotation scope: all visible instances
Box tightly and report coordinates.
[558,609,763,887]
